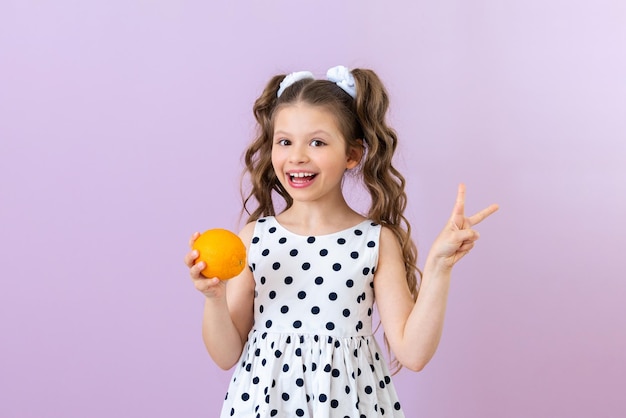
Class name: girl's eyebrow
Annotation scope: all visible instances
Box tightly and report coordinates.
[273,129,333,137]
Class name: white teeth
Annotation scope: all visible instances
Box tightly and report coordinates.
[289,172,314,178]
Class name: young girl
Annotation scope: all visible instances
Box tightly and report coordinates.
[184,65,498,417]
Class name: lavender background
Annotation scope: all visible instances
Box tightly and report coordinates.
[1,1,625,417]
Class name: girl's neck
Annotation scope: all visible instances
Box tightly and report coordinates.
[275,201,365,236]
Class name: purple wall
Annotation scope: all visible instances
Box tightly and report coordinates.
[1,1,624,417]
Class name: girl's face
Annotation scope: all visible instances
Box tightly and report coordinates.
[271,103,361,204]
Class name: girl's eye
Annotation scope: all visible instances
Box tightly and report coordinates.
[277,139,290,146]
[310,139,325,147]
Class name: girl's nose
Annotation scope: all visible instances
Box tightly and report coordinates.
[289,144,309,164]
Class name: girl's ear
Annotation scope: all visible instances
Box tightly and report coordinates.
[346,139,364,169]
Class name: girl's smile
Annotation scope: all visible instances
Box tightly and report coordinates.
[286,171,317,188]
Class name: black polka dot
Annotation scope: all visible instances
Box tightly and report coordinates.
[302,262,311,270]
[350,251,359,259]
[252,237,259,243]
[272,262,280,270]
[296,378,304,387]
[363,267,370,275]
[298,291,306,299]
[269,227,276,233]
[326,322,335,330]
[337,238,346,245]
[315,276,324,285]
[365,385,373,394]
[266,320,272,328]
[262,249,270,256]
[283,364,289,372]
[296,410,304,417]
[307,236,315,243]
[282,393,289,401]
[331,399,339,408]
[332,263,342,271]
[290,249,298,256]
[280,305,289,314]
[293,320,302,328]
[279,237,287,244]
[284,276,293,285]
[319,249,328,256]
[343,309,350,317]
[367,240,376,247]
[311,306,320,314]
[319,394,327,402]
[269,291,276,299]
[242,393,250,401]
[329,292,337,301]
[260,276,266,285]
[346,279,354,287]
[394,402,401,410]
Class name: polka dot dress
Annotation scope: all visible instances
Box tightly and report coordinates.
[220,216,404,417]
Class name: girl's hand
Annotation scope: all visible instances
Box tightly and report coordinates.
[428,184,499,270]
[184,232,226,298]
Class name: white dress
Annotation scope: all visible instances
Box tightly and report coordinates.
[220,216,405,417]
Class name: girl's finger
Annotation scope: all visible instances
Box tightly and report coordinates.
[188,232,201,248]
[189,260,206,279]
[194,277,219,292]
[451,183,466,218]
[458,241,475,253]
[184,250,199,267]
[453,228,479,244]
[468,204,499,226]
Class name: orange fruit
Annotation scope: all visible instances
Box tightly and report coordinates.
[192,228,246,280]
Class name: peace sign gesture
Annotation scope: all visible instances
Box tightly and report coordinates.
[428,184,499,269]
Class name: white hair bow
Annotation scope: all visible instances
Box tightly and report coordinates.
[326,65,356,98]
[276,66,357,98]
[276,71,314,98]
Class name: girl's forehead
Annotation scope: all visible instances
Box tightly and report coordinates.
[274,103,339,127]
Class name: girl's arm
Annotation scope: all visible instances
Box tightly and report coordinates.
[185,222,256,369]
[375,184,498,371]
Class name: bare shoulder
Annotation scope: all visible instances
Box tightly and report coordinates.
[378,225,403,258]
[238,221,258,246]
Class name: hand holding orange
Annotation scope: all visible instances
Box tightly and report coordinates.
[192,228,246,280]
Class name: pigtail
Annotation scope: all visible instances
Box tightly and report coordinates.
[352,69,420,374]
[242,74,293,223]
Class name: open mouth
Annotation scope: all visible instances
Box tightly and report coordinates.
[288,172,317,186]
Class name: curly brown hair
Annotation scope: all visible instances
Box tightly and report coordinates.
[241,68,420,373]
